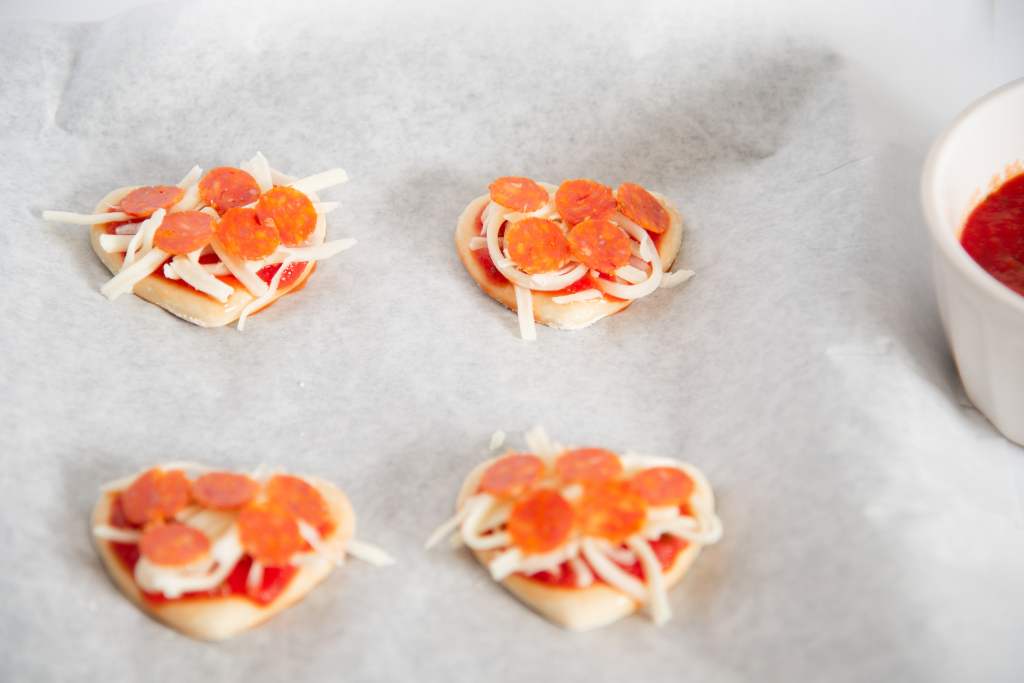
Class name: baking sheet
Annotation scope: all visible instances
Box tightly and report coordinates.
[2,1,1024,681]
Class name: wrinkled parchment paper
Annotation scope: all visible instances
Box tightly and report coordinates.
[2,1,1023,681]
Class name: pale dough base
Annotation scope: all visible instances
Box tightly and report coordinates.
[455,456,715,631]
[92,475,355,641]
[90,187,315,328]
[454,192,683,331]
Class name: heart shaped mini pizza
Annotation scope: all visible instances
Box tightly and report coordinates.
[92,463,392,641]
[455,177,693,340]
[426,429,722,630]
[44,152,354,329]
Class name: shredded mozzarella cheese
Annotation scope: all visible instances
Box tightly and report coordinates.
[290,168,349,195]
[244,152,273,193]
[100,248,168,301]
[628,536,671,624]
[489,430,506,450]
[551,288,602,304]
[581,538,648,602]
[42,210,130,225]
[661,269,695,288]
[210,238,270,298]
[99,234,133,253]
[237,257,294,331]
[170,253,234,303]
[346,539,397,566]
[314,201,339,215]
[92,526,142,543]
[513,285,537,341]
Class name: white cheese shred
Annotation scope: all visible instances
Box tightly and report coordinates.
[581,538,648,602]
[100,248,168,301]
[282,238,356,262]
[346,539,396,567]
[246,561,264,595]
[513,285,537,341]
[42,210,130,225]
[210,238,270,298]
[170,253,234,303]
[661,269,695,288]
[245,152,273,193]
[628,536,671,625]
[489,430,506,451]
[569,556,594,588]
[237,257,293,331]
[92,525,141,543]
[99,234,133,253]
[314,201,340,215]
[488,547,523,581]
[551,288,602,304]
[289,168,349,195]
[424,504,472,550]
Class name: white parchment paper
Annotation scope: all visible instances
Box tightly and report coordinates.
[2,1,1023,681]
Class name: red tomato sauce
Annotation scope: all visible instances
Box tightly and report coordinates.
[107,493,296,606]
[961,173,1024,296]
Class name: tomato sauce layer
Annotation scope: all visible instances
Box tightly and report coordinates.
[107,493,297,606]
[961,173,1024,296]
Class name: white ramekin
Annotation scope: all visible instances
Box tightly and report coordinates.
[921,78,1024,445]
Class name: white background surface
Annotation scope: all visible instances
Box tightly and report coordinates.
[1,1,1023,681]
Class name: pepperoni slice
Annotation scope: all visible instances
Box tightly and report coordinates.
[489,177,549,212]
[191,471,259,510]
[120,468,191,526]
[139,523,210,567]
[119,185,185,218]
[199,167,261,214]
[478,454,545,498]
[555,179,616,225]
[630,467,694,507]
[617,182,670,234]
[152,211,215,255]
[566,219,632,274]
[255,186,317,247]
[577,481,647,543]
[507,489,574,554]
[215,207,280,260]
[266,475,331,531]
[554,448,623,484]
[504,218,571,274]
[238,504,305,566]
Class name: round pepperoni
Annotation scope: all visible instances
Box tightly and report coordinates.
[266,475,331,531]
[255,186,317,247]
[555,179,616,225]
[630,467,694,507]
[119,185,185,218]
[478,454,545,498]
[191,471,259,510]
[507,489,574,554]
[504,218,571,274]
[238,504,305,566]
[215,207,280,260]
[489,177,549,212]
[577,481,647,543]
[120,469,191,527]
[139,523,210,567]
[554,448,623,484]
[566,219,632,274]
[152,211,215,255]
[199,167,261,214]
[617,182,670,234]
